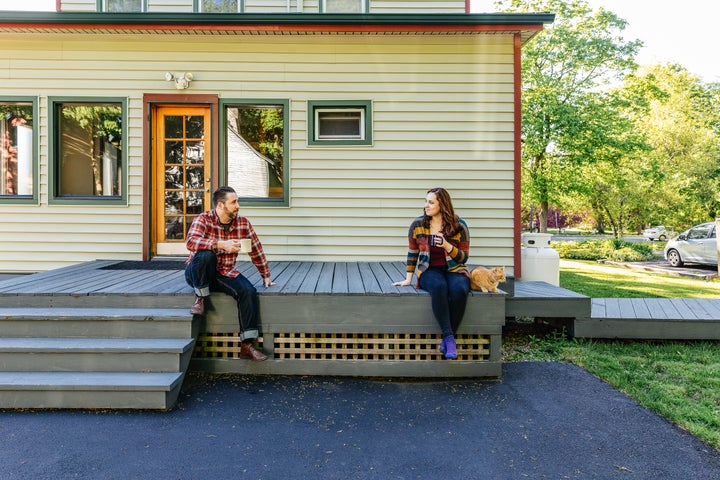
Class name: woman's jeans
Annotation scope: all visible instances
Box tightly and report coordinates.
[185,250,259,341]
[419,267,470,338]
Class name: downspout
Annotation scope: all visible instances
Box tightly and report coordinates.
[514,32,523,279]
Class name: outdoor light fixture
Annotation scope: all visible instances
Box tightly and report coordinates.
[165,72,194,90]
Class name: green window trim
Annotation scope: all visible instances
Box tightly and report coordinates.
[307,100,372,146]
[219,98,290,207]
[0,97,39,205]
[48,97,128,206]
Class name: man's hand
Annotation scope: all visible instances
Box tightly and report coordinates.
[217,240,240,253]
[263,277,276,288]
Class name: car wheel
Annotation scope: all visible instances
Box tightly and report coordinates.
[659,234,666,241]
[667,249,683,267]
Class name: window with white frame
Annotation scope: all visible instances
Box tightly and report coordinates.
[308,100,372,145]
[200,0,240,13]
[50,100,125,203]
[323,0,365,13]
[105,0,143,12]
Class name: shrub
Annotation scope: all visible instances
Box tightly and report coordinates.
[550,239,655,262]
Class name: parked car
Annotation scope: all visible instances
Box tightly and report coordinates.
[664,222,718,267]
[643,225,674,241]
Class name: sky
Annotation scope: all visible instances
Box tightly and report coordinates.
[1,0,718,82]
[471,0,720,83]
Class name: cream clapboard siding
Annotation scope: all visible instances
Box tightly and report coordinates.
[60,0,96,11]
[370,0,465,13]
[59,0,462,13]
[0,33,516,273]
[148,0,194,12]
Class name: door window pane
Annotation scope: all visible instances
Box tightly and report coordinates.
[55,102,123,198]
[160,113,208,242]
[225,104,285,200]
[0,102,34,197]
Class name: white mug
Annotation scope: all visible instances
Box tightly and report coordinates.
[239,238,252,253]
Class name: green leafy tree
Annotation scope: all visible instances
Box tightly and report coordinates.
[498,0,642,232]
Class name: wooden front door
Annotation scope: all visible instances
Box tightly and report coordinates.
[152,105,212,256]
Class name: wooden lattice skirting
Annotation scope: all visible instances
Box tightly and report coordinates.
[195,332,491,362]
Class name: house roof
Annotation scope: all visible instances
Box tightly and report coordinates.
[0,12,554,44]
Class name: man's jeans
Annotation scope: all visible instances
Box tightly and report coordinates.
[185,250,260,341]
[418,267,470,338]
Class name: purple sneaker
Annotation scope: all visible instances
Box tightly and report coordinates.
[439,337,447,354]
[444,335,457,360]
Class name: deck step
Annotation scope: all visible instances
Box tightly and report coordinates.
[0,338,195,372]
[0,372,185,410]
[0,307,196,339]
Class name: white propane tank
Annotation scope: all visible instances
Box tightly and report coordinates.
[520,233,560,286]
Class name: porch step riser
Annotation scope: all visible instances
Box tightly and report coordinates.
[0,351,193,373]
[0,390,179,410]
[0,321,195,339]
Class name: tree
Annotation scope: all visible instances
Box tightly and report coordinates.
[626,64,720,227]
[498,0,642,232]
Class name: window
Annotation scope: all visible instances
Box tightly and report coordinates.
[323,0,365,13]
[308,100,372,145]
[200,0,240,12]
[104,0,144,12]
[221,100,288,204]
[50,99,126,204]
[0,99,36,203]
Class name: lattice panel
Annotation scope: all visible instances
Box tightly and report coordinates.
[195,332,491,361]
[194,333,265,359]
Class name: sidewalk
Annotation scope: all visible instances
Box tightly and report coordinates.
[2,362,718,479]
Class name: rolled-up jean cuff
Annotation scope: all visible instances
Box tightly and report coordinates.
[194,287,210,297]
[241,329,259,342]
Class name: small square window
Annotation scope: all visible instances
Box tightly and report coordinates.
[317,109,364,140]
[308,101,372,146]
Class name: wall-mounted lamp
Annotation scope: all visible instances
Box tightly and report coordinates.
[165,72,194,90]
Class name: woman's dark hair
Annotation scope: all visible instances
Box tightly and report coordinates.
[424,187,461,237]
[213,186,236,206]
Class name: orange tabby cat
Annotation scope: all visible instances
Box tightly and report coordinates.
[469,266,506,293]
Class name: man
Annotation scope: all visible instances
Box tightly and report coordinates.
[185,186,275,361]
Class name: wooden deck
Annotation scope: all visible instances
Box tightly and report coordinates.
[575,298,720,340]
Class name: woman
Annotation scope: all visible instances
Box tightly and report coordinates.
[392,188,470,359]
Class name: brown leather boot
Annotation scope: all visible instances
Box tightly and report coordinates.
[190,295,205,315]
[240,342,267,361]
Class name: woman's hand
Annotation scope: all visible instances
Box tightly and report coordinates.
[392,272,414,287]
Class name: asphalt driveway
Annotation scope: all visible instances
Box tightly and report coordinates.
[2,362,719,479]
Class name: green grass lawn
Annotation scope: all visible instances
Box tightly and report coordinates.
[560,259,720,298]
[505,260,720,450]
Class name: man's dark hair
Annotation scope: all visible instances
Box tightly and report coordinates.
[213,186,236,206]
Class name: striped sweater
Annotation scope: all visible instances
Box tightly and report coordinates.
[404,216,470,282]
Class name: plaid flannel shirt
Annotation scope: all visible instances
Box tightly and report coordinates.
[185,209,270,280]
